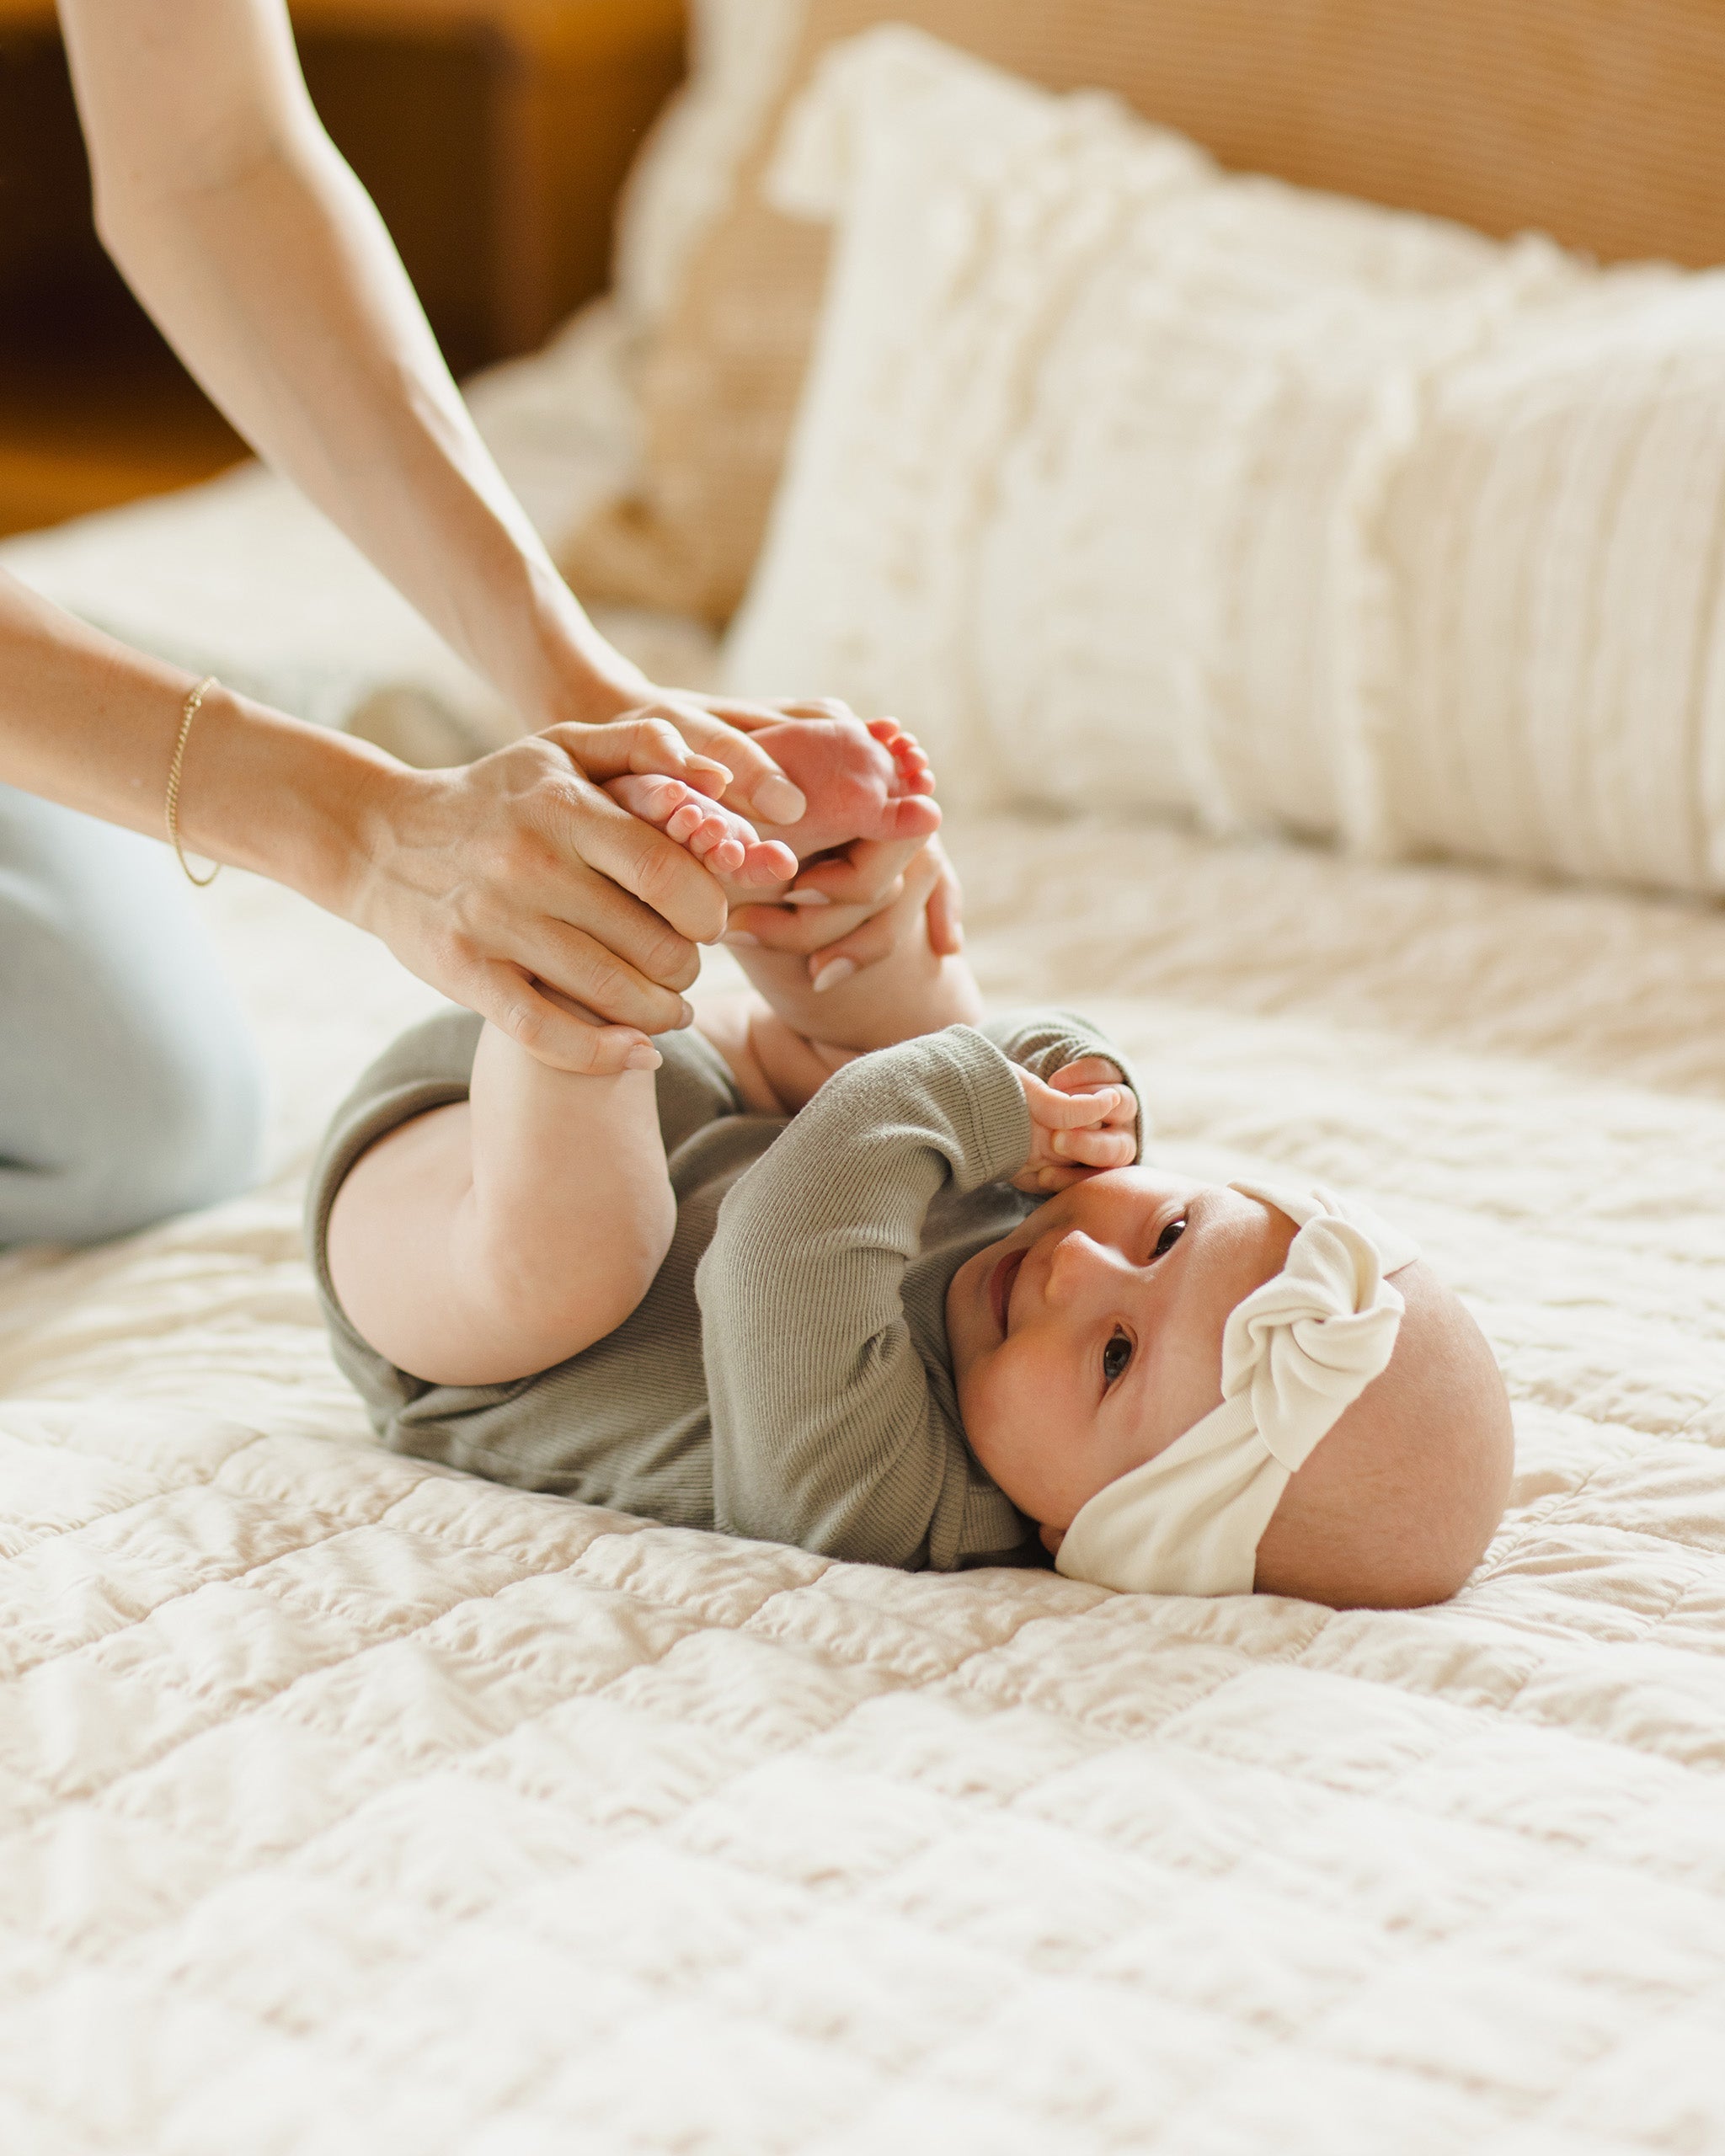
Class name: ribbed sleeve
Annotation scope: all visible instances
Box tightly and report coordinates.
[699,1026,1033,1568]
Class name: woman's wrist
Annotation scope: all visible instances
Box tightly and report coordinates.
[508,564,657,730]
[175,682,404,916]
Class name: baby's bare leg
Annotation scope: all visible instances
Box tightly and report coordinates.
[326,1013,674,1388]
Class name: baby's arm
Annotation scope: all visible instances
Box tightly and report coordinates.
[325,1008,673,1387]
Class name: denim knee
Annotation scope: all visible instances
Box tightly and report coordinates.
[83,989,268,1238]
[0,792,268,1245]
[1,966,267,1246]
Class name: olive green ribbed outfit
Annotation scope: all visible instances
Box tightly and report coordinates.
[307,1008,1139,1572]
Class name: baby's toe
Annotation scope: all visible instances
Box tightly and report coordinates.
[683,817,743,873]
[609,772,766,869]
[731,837,799,886]
[606,772,689,825]
[872,720,936,796]
[879,792,943,841]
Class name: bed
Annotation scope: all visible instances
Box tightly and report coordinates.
[4,5,1725,2150]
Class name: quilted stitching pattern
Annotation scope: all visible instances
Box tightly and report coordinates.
[3,819,1723,2153]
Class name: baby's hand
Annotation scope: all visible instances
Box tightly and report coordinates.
[604,773,798,887]
[1012,1057,1136,1193]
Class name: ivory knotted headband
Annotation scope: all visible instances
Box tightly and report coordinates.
[1055,1181,1422,1597]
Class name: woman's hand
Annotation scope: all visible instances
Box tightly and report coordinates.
[716,835,981,1056]
[340,714,752,1075]
[724,833,965,990]
[601,691,964,985]
[589,690,816,828]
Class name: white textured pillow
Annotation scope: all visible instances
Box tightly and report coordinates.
[724,28,1725,894]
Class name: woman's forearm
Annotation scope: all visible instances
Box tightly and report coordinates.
[57,0,651,732]
[0,567,389,908]
[0,569,721,1066]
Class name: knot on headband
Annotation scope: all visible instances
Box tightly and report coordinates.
[1054,1181,1420,1598]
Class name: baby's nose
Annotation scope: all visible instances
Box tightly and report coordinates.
[1044,1228,1121,1304]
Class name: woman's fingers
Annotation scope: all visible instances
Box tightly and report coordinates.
[537,771,731,950]
[778,845,946,983]
[470,964,663,1077]
[925,844,964,956]
[782,832,927,909]
[784,837,961,982]
[724,895,888,955]
[622,695,809,825]
[777,894,909,981]
[706,694,857,731]
[544,715,731,798]
[509,914,697,1038]
[359,750,718,1008]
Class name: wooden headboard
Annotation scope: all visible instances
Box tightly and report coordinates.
[1060,0,1725,268]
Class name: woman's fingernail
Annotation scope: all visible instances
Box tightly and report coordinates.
[811,958,857,994]
[782,889,830,908]
[723,930,760,947]
[758,776,806,824]
[625,1043,662,1072]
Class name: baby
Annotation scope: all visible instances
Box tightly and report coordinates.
[309,718,1514,1607]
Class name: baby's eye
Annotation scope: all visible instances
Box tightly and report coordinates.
[1102,1330,1134,1389]
[1154,1217,1188,1259]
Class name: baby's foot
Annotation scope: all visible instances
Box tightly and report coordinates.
[605,774,798,886]
[741,717,941,862]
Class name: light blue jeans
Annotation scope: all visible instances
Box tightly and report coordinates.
[0,785,266,1245]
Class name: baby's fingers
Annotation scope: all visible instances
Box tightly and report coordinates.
[1050,1056,1123,1097]
[1027,1078,1130,1130]
[1010,1161,1098,1194]
[1049,1125,1138,1167]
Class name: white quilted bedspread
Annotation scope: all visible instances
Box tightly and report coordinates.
[3,810,1725,2154]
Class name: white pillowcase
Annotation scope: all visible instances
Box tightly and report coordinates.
[724,27,1725,894]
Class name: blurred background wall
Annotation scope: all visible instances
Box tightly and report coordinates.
[0,0,684,538]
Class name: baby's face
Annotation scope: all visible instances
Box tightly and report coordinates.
[946,1170,1298,1538]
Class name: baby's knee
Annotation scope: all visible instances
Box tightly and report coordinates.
[586,1197,677,1339]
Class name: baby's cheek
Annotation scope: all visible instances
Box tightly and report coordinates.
[962,1355,1052,1513]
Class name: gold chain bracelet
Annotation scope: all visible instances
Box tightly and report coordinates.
[164,675,222,889]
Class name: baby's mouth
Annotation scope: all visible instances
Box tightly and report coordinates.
[988,1248,1026,1336]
